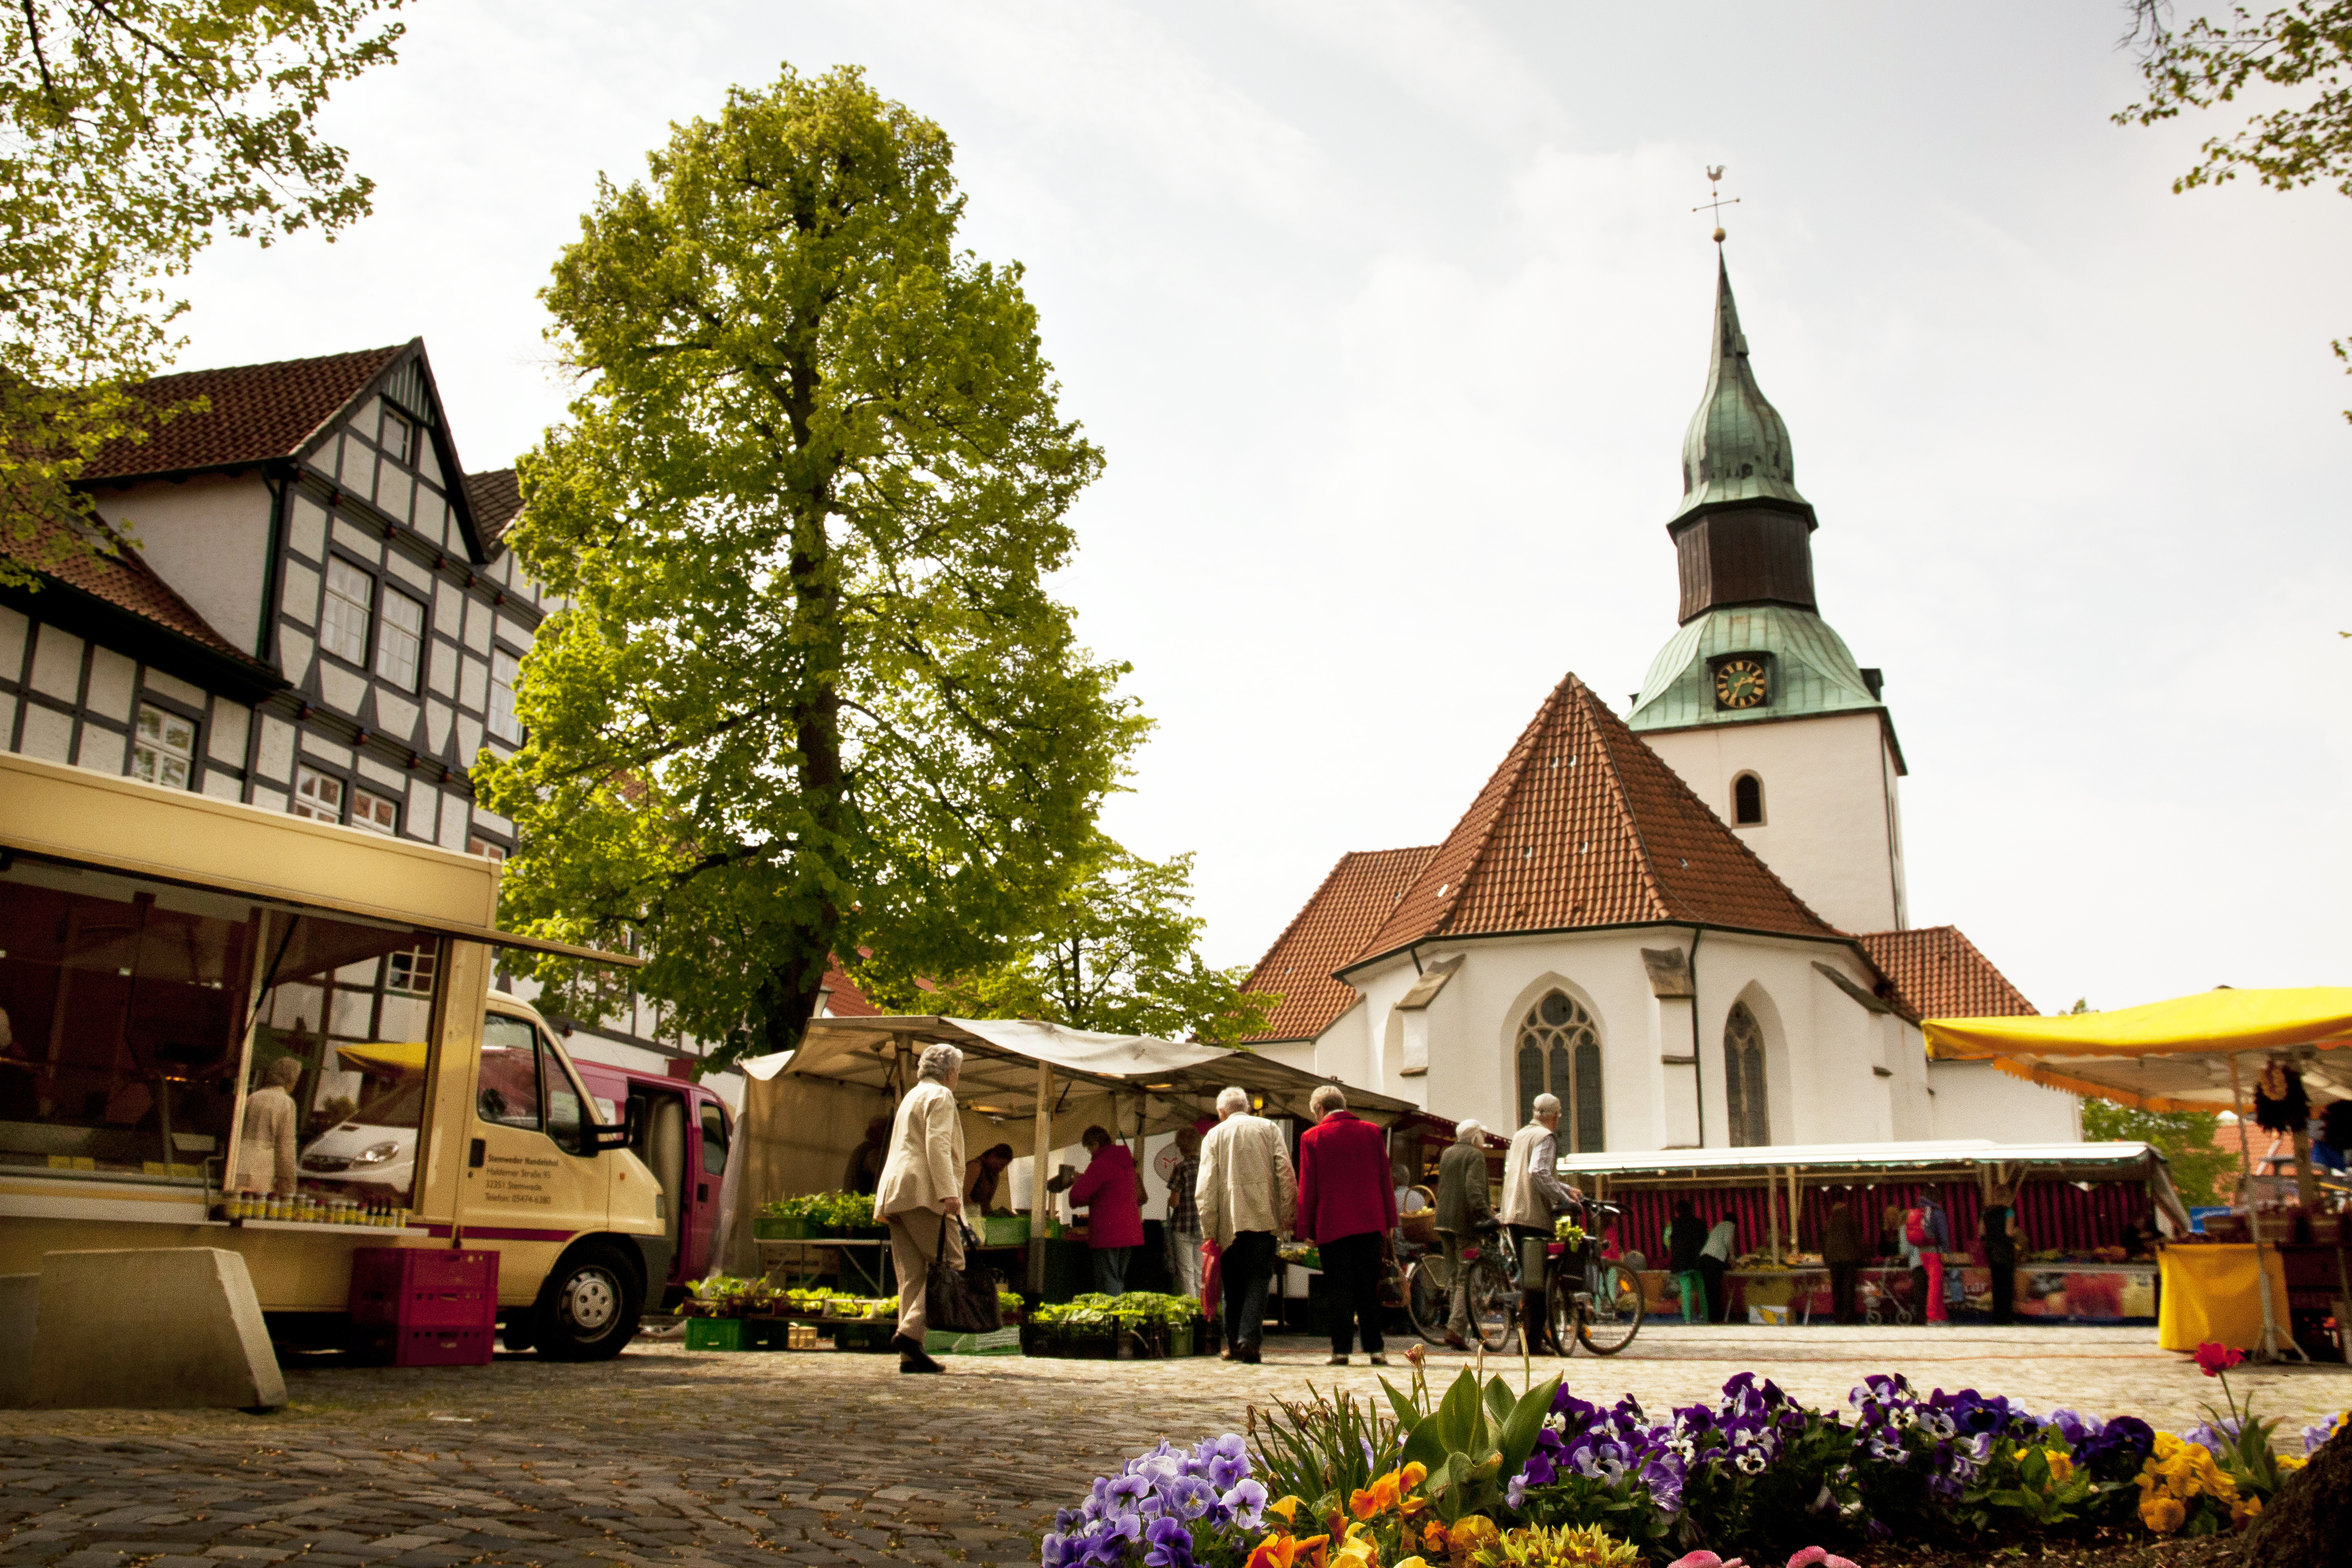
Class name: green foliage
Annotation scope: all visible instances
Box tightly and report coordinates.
[1248,1383,1402,1519]
[1472,1523,1640,1568]
[480,64,1148,1069]
[0,1,405,586]
[1030,1289,1202,1327]
[874,840,1278,1043]
[2117,2,2352,420]
[756,1190,877,1227]
[1381,1367,1561,1525]
[1980,1443,2100,1528]
[2081,1097,2238,1207]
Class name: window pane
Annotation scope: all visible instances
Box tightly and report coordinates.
[1515,1036,1541,1129]
[477,1015,541,1130]
[1574,1036,1604,1154]
[291,766,343,822]
[0,860,261,1184]
[377,590,424,690]
[487,648,522,743]
[351,788,398,836]
[538,1034,585,1155]
[700,1101,730,1176]
[386,946,436,996]
[265,923,443,1208]
[131,703,197,792]
[322,559,372,664]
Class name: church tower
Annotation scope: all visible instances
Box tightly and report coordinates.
[1628,256,1909,934]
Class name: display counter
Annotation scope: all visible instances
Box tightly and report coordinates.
[1632,1259,2159,1324]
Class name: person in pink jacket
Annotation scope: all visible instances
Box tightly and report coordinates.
[1055,1125,1145,1294]
[1297,1085,1399,1366]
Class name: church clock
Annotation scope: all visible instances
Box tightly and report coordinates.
[1714,657,1769,710]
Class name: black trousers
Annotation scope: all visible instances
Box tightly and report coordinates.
[1698,1256,1729,1323]
[1320,1231,1385,1356]
[1220,1231,1277,1351]
[1987,1258,2015,1324]
[1828,1262,1858,1325]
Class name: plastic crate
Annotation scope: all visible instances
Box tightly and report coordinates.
[831,1320,895,1353]
[753,1217,815,1240]
[349,1247,498,1331]
[977,1216,1031,1247]
[686,1318,747,1351]
[355,1324,495,1367]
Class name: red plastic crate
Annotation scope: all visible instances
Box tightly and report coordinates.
[349,1247,499,1331]
[354,1323,495,1366]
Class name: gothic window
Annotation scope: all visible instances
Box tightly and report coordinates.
[1723,1000,1770,1146]
[1733,773,1763,826]
[1515,990,1604,1153]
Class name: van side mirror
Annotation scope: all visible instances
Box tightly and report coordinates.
[587,1097,635,1153]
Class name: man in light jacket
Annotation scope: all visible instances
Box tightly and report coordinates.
[1500,1093,1581,1356]
[1194,1085,1296,1365]
[1433,1117,1492,1350]
[875,1042,968,1375]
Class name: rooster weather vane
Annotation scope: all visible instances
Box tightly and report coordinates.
[1693,166,1738,243]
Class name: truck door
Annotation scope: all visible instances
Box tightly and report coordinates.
[461,1012,603,1304]
[686,1096,731,1280]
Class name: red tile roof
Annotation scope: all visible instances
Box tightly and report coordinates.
[80,345,408,481]
[463,468,523,552]
[1353,673,1839,962]
[1240,847,1439,1042]
[821,954,883,1018]
[0,513,273,673]
[1856,926,2037,1023]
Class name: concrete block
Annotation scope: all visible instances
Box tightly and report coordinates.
[25,1249,286,1410]
[0,1274,33,1406]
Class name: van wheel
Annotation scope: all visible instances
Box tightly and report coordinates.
[535,1241,642,1361]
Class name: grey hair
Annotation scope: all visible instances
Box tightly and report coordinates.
[1309,1084,1346,1115]
[1216,1086,1249,1115]
[917,1042,964,1082]
[1532,1092,1562,1119]
[1454,1117,1484,1144]
[266,1056,303,1089]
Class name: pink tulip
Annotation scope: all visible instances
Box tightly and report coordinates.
[1668,1555,1743,1568]
[1785,1551,1859,1568]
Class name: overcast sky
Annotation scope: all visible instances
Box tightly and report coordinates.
[174,1,2351,1015]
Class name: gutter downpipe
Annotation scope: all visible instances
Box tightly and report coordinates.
[1688,927,1706,1148]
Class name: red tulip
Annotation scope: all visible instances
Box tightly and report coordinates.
[2193,1341,2245,1377]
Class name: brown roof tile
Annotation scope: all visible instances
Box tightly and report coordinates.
[821,954,883,1018]
[80,344,408,481]
[463,469,522,552]
[1355,673,1839,961]
[1,513,272,673]
[1856,926,2037,1023]
[1240,847,1439,1042]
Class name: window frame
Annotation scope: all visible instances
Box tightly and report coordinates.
[321,555,376,668]
[349,785,399,837]
[1732,772,1766,827]
[376,584,427,692]
[486,644,523,744]
[291,764,346,824]
[1723,1001,1770,1147]
[1514,989,1604,1154]
[131,701,200,792]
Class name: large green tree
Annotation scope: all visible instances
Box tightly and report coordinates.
[480,65,1148,1071]
[2119,2,2352,418]
[867,840,1280,1044]
[1,0,406,585]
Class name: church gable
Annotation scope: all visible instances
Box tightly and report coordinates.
[1240,846,1437,1044]
[1857,926,2037,1024]
[1351,672,1839,966]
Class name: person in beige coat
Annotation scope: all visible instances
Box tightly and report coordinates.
[1194,1086,1296,1364]
[231,1055,304,1197]
[876,1042,968,1374]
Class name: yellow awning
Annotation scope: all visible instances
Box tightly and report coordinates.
[335,1041,430,1076]
[1924,988,2352,1113]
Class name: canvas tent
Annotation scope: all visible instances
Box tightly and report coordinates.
[716,1015,1417,1288]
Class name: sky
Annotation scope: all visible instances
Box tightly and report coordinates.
[172,1,2352,1015]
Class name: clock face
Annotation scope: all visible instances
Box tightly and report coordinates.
[1714,658,1769,710]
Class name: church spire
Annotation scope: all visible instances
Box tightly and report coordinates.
[1675,254,1809,521]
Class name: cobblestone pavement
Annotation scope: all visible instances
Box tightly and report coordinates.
[3,1325,2346,1568]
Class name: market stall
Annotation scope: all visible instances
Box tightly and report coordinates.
[1926,986,2352,1360]
[1556,1139,2184,1325]
[716,1014,1414,1303]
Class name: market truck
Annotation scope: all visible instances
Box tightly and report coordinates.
[0,750,729,1359]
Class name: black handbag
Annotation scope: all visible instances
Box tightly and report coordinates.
[925,1214,1003,1334]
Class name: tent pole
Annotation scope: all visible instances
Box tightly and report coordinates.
[1030,1062,1051,1297]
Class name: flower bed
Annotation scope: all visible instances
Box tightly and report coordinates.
[1041,1343,2350,1565]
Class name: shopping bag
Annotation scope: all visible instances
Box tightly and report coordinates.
[925,1215,1003,1334]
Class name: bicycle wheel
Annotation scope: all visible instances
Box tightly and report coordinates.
[1404,1259,1450,1346]
[1576,1261,1644,1357]
[1467,1253,1516,1351]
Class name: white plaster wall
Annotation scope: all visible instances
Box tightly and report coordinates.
[1928,1058,2082,1143]
[1640,711,1907,934]
[93,474,275,657]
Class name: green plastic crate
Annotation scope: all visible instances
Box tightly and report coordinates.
[977,1216,1031,1247]
[753,1217,815,1240]
[924,1325,1023,1357]
[685,1317,746,1351]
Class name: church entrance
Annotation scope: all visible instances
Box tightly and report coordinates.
[1516,991,1603,1152]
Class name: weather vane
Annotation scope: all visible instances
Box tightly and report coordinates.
[1693,166,1738,244]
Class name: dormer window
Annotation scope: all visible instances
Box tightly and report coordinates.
[1733,772,1765,826]
[381,406,416,464]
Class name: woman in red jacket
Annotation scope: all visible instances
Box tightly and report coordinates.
[1055,1125,1145,1294]
[1297,1085,1399,1366]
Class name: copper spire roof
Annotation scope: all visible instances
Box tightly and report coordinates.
[1856,926,2037,1024]
[1350,673,1839,966]
[1238,847,1438,1043]
[1675,255,1808,521]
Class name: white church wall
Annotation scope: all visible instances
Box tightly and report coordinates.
[1650,991,1700,1148]
[1929,1058,2083,1143]
[93,473,276,660]
[1253,1036,1320,1075]
[1640,712,1905,935]
[1888,1020,1936,1140]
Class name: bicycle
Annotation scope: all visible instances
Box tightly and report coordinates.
[1544,1199,1644,1357]
[1402,1223,1521,1350]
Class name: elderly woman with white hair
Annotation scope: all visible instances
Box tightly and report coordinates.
[875,1042,968,1374]
[1433,1116,1492,1350]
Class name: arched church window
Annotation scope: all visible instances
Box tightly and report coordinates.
[1733,773,1764,826]
[1515,990,1604,1153]
[1723,1000,1769,1146]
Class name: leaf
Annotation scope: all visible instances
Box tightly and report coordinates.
[1436,1368,1486,1455]
[1484,1376,1516,1429]
[1400,1418,1448,1476]
[1379,1375,1423,1430]
[1498,1374,1565,1473]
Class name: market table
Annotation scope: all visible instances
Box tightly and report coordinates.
[2159,1242,2292,1353]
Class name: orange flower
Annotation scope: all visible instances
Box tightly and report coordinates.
[1351,1472,1402,1520]
[1399,1462,1429,1492]
[1420,1520,1449,1554]
[1247,1533,1334,1568]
